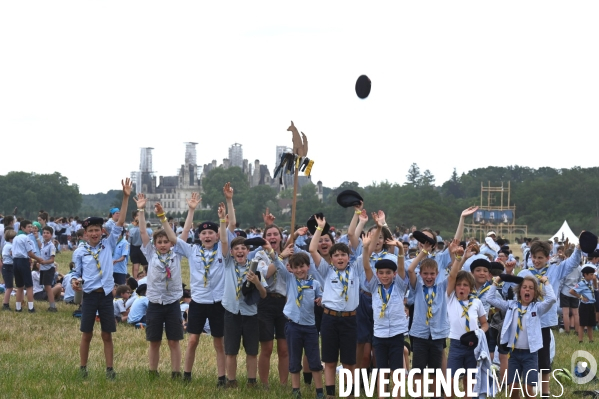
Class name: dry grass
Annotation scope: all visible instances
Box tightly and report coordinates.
[0,250,596,398]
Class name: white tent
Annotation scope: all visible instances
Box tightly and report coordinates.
[550,220,578,245]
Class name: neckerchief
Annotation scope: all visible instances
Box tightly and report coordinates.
[528,265,548,299]
[459,294,475,332]
[378,282,394,318]
[235,261,249,299]
[199,244,218,287]
[370,251,388,263]
[84,243,104,277]
[295,275,314,307]
[156,250,173,288]
[333,265,350,301]
[509,301,528,358]
[424,284,437,325]
[583,279,594,295]
[17,230,26,236]
[475,281,491,300]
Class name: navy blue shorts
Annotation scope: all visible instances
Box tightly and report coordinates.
[285,320,322,373]
[224,310,260,356]
[2,264,14,289]
[113,273,127,286]
[508,349,538,387]
[80,291,116,333]
[488,327,509,355]
[411,336,444,371]
[447,339,477,378]
[356,291,374,344]
[537,327,551,371]
[146,301,184,341]
[186,300,225,337]
[320,312,357,365]
[258,294,287,341]
[14,258,33,289]
[373,334,405,371]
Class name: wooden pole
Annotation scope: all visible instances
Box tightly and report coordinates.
[289,164,300,245]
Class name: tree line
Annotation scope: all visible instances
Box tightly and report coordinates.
[1,165,598,236]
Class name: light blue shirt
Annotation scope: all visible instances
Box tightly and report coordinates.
[127,296,149,323]
[174,232,235,304]
[409,276,450,340]
[357,250,398,291]
[113,239,129,274]
[487,284,556,353]
[364,273,410,338]
[276,258,322,325]
[2,242,13,265]
[517,247,581,327]
[405,250,452,306]
[128,226,142,246]
[39,240,56,271]
[28,233,41,257]
[104,219,116,235]
[142,240,183,305]
[221,255,260,316]
[71,225,122,295]
[573,279,596,303]
[12,233,34,258]
[312,257,364,312]
[63,271,76,302]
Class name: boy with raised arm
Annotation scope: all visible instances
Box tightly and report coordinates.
[135,194,184,379]
[70,178,132,379]
[176,185,237,386]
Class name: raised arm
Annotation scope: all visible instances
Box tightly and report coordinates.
[262,206,276,227]
[117,178,133,227]
[180,192,200,242]
[156,202,177,245]
[308,215,326,266]
[385,236,406,280]
[408,240,432,289]
[487,277,508,311]
[454,206,478,241]
[216,203,229,257]
[134,194,150,247]
[362,231,373,282]
[446,240,467,296]
[223,182,236,233]
[347,201,364,251]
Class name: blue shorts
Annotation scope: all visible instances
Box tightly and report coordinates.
[80,291,116,333]
[321,312,357,365]
[1,264,14,289]
[373,334,405,371]
[411,336,444,371]
[508,349,538,387]
[14,258,33,289]
[356,291,373,343]
[447,339,477,378]
[285,320,322,373]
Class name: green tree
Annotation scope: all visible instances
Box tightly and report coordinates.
[201,167,249,210]
[406,163,421,186]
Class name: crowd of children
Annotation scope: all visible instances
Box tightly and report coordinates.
[1,181,599,399]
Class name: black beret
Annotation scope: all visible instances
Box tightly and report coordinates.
[413,231,436,247]
[336,190,364,208]
[579,231,598,254]
[82,217,104,229]
[489,262,505,277]
[244,237,267,247]
[470,258,491,272]
[375,259,397,272]
[197,221,218,233]
[581,266,597,275]
[136,284,147,295]
[499,273,524,284]
[235,229,247,238]
[590,250,599,259]
[460,331,479,348]
[307,213,330,235]
[355,75,371,99]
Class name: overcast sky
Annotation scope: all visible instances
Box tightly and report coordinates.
[1,1,598,195]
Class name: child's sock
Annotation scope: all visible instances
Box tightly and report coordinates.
[171,371,181,379]
[303,372,313,384]
[183,371,192,381]
[326,385,335,396]
[15,302,21,311]
[28,302,34,310]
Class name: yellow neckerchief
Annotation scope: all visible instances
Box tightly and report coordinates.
[378,282,394,318]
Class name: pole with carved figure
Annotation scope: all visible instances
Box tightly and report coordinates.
[287,121,308,245]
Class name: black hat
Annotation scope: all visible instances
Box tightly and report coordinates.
[460,331,479,348]
[580,231,598,254]
[244,237,267,248]
[375,259,397,272]
[355,75,371,99]
[197,221,218,233]
[82,217,104,229]
[590,250,599,259]
[500,274,524,284]
[413,231,436,247]
[307,213,330,235]
[489,262,505,277]
[136,284,148,295]
[581,266,597,275]
[336,190,364,208]
[470,258,491,272]
[235,229,247,238]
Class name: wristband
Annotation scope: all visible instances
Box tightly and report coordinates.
[422,249,429,255]
[455,255,462,260]
[220,219,226,223]
[397,255,404,258]
[137,208,145,212]
[383,223,388,227]
[156,213,165,218]
[316,226,323,231]
[159,217,167,223]
[278,255,284,261]
[355,210,362,215]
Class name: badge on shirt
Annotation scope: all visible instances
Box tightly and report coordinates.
[532,312,537,317]
[332,280,338,284]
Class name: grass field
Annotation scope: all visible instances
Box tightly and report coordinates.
[0,250,597,399]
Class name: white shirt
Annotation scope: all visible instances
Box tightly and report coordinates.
[447,293,486,340]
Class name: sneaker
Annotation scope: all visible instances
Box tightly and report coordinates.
[47,307,58,312]
[316,394,325,399]
[559,328,565,333]
[148,370,159,380]
[79,367,88,379]
[2,305,11,311]
[28,308,36,313]
[171,371,182,380]
[216,379,226,388]
[225,379,238,389]
[106,369,116,380]
[292,390,302,399]
[15,308,22,313]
